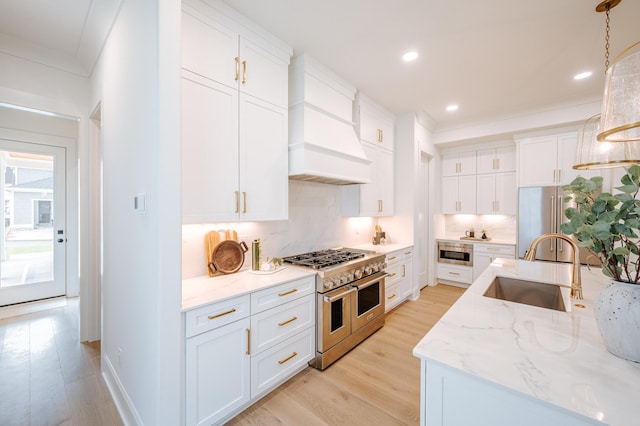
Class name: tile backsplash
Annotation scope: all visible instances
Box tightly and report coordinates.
[182,180,374,279]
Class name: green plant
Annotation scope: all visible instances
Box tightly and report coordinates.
[561,165,640,284]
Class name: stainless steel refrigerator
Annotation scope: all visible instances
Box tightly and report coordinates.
[517,186,599,265]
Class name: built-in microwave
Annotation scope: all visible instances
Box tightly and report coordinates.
[437,241,473,266]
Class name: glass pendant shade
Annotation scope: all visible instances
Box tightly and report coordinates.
[574,113,640,169]
[598,41,640,142]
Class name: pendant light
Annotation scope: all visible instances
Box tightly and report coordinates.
[573,0,640,169]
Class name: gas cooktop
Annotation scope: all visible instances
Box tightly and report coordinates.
[282,248,367,270]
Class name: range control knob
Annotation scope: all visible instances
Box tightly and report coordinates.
[323,280,331,289]
[354,269,363,280]
[363,265,372,275]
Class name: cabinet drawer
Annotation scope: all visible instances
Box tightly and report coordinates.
[385,282,400,312]
[437,263,473,284]
[250,294,315,355]
[185,294,250,338]
[251,276,315,313]
[475,244,515,258]
[251,327,314,399]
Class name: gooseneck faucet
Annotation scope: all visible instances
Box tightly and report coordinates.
[523,233,583,300]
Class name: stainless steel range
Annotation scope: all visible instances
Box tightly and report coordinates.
[283,248,387,370]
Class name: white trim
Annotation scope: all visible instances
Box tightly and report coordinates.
[102,354,143,425]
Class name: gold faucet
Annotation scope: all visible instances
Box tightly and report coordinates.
[523,233,583,300]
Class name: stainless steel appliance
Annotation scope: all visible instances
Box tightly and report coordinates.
[518,186,599,265]
[283,248,387,370]
[437,241,473,266]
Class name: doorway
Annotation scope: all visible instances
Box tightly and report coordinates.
[0,142,66,306]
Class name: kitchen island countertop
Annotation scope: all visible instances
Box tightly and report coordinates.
[182,266,316,312]
[413,258,640,425]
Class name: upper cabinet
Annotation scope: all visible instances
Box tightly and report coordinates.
[342,94,395,217]
[442,151,476,176]
[181,5,292,223]
[517,132,601,187]
[476,146,516,174]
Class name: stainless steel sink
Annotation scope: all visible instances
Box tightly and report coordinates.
[483,276,568,312]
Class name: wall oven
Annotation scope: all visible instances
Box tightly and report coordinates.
[437,241,473,266]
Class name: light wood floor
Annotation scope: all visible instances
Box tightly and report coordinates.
[228,284,466,425]
[0,298,122,426]
[0,284,464,426]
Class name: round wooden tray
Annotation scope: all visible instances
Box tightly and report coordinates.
[210,240,248,274]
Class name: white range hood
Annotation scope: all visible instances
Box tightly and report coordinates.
[288,54,371,185]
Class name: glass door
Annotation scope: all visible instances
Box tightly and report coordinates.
[0,140,66,306]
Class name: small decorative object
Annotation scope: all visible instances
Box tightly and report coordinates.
[562,166,640,362]
[251,239,261,271]
[465,228,475,238]
[481,229,487,239]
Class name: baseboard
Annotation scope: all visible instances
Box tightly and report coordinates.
[102,353,143,425]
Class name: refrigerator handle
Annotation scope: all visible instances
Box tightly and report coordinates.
[557,195,563,253]
[549,196,555,252]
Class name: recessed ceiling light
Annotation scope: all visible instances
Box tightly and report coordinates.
[574,71,593,80]
[446,104,459,112]
[402,51,418,62]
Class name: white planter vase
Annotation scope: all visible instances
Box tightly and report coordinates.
[594,280,640,363]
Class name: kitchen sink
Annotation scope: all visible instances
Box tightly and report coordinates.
[483,276,568,312]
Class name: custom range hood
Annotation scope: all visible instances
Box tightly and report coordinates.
[288,54,371,185]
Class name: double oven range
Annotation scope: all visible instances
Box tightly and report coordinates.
[283,248,387,370]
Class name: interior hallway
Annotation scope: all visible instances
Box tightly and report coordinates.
[0,298,122,425]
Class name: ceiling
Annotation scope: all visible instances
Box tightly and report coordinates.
[0,0,638,131]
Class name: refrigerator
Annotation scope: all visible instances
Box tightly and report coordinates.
[517,186,599,265]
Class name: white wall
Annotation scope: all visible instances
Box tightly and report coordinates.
[92,0,181,424]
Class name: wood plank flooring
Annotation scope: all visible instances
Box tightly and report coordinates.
[0,298,122,426]
[228,284,465,425]
[0,284,464,426]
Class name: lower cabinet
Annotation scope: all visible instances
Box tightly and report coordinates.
[384,247,413,311]
[437,263,473,285]
[473,243,516,281]
[184,276,315,425]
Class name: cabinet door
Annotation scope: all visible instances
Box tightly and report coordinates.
[473,252,493,281]
[441,176,459,214]
[239,37,289,108]
[359,101,395,151]
[357,143,381,216]
[458,151,476,175]
[181,10,238,89]
[457,175,477,214]
[399,257,413,299]
[377,113,395,152]
[185,318,250,426]
[239,94,288,221]
[495,171,516,214]
[557,132,602,185]
[518,136,557,186]
[378,148,394,216]
[496,146,516,172]
[476,174,496,214]
[441,152,460,177]
[476,149,497,174]
[181,73,239,223]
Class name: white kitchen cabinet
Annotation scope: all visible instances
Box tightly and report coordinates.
[476,146,516,174]
[181,7,291,223]
[420,359,596,426]
[442,150,476,176]
[437,263,473,285]
[442,175,476,214]
[357,93,395,152]
[185,295,250,426]
[476,172,516,215]
[184,275,315,425]
[517,132,600,187]
[384,247,413,312]
[342,142,394,216]
[473,243,515,281]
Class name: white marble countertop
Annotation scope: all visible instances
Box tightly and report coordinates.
[413,258,640,425]
[436,234,516,245]
[354,242,413,254]
[182,266,317,312]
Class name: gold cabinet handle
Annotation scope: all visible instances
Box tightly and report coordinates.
[235,191,240,213]
[208,308,236,320]
[278,288,297,297]
[278,351,298,365]
[404,251,412,255]
[278,316,298,327]
[246,328,251,355]
[380,129,383,142]
[242,60,247,84]
[402,264,406,278]
[448,272,460,276]
[243,191,247,213]
[234,57,239,81]
[387,272,397,278]
[387,256,397,261]
[388,294,397,300]
[496,158,500,170]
